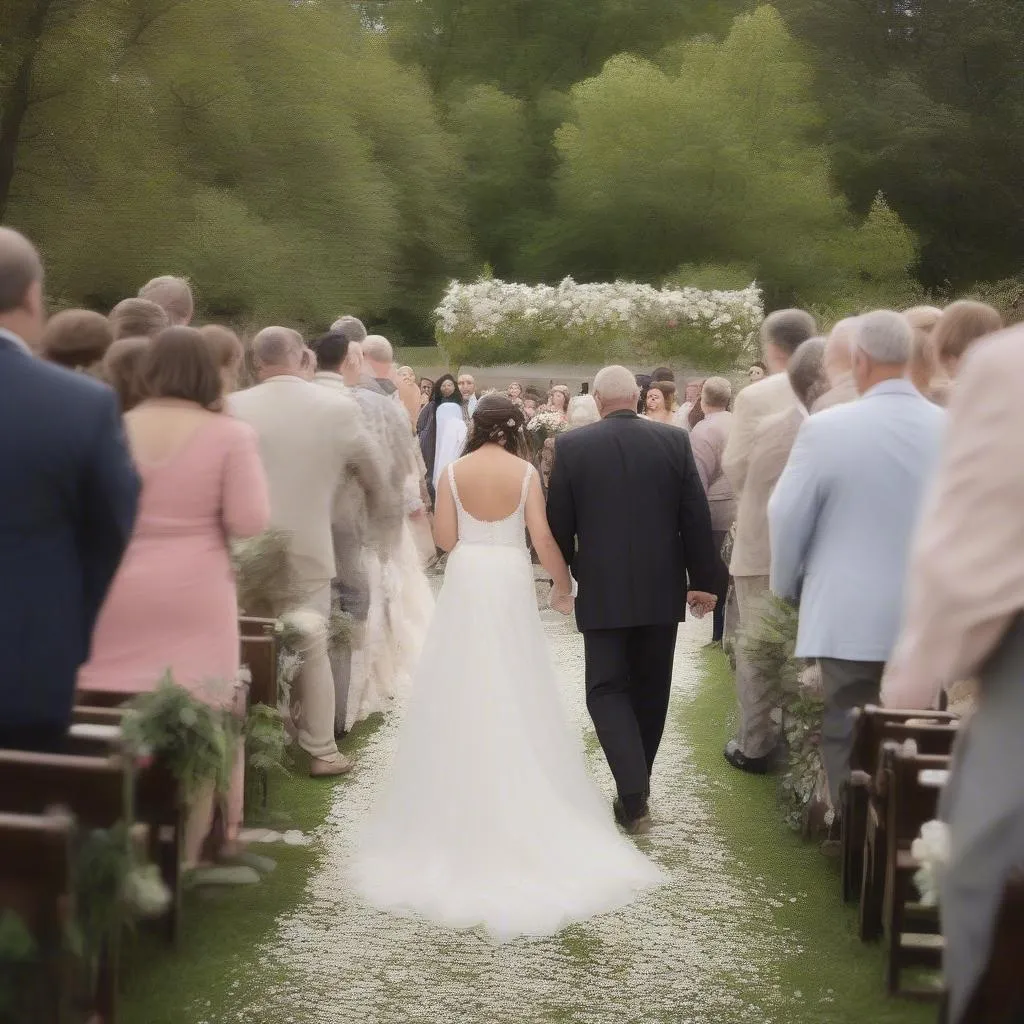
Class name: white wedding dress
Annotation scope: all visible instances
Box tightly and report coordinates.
[350,461,664,941]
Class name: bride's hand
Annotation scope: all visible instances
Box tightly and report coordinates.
[548,584,574,616]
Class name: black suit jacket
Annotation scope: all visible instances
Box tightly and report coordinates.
[547,411,716,631]
[0,334,139,733]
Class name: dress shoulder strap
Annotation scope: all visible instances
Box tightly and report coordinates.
[447,462,464,513]
[517,462,534,512]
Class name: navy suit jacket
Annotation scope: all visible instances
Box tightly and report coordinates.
[0,332,139,734]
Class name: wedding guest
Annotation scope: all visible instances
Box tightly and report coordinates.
[522,395,539,421]
[102,336,151,412]
[567,394,600,429]
[458,371,478,415]
[109,297,168,341]
[231,327,373,777]
[644,381,677,424]
[418,374,461,498]
[39,309,113,372]
[364,335,399,396]
[879,326,1024,1024]
[418,377,434,408]
[651,366,675,383]
[724,338,827,772]
[0,227,138,752]
[903,306,944,403]
[933,299,1003,380]
[506,380,524,403]
[433,401,468,495]
[769,312,945,805]
[673,379,703,428]
[689,377,735,644]
[79,326,268,862]
[396,365,422,430]
[686,382,707,431]
[547,384,571,419]
[724,309,817,496]
[811,318,859,412]
[747,362,767,384]
[199,324,244,399]
[138,275,194,326]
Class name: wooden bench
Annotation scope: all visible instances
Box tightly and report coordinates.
[0,748,130,1019]
[0,809,78,1023]
[877,741,950,997]
[842,705,957,905]
[239,616,279,710]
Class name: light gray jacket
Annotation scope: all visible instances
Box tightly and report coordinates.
[768,379,946,661]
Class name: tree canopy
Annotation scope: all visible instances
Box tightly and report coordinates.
[1,1,1018,340]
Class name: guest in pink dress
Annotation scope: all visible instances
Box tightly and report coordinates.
[79,326,270,865]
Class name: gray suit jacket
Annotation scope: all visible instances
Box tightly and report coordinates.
[229,376,383,586]
[689,410,735,533]
[768,379,946,660]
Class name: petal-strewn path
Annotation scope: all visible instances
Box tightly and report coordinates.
[211,610,808,1024]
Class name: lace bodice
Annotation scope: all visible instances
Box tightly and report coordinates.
[448,462,533,550]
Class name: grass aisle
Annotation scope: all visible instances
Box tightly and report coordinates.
[119,716,383,1024]
[684,647,934,1024]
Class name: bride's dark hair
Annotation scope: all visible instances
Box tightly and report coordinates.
[463,392,527,458]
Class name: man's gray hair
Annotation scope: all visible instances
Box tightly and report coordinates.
[787,337,828,410]
[330,315,367,342]
[362,334,393,364]
[761,308,818,358]
[854,310,913,366]
[138,275,194,324]
[0,227,43,314]
[593,365,639,403]
[701,376,732,410]
[253,326,305,367]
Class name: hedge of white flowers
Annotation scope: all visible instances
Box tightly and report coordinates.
[434,276,764,368]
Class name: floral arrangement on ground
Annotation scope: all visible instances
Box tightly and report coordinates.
[435,275,764,368]
[738,593,830,833]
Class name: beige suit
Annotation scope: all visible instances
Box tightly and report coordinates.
[229,375,383,758]
[810,372,858,414]
[727,403,805,758]
[722,371,795,498]
[880,328,1024,1021]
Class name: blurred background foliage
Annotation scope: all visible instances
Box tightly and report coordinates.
[2,0,1021,345]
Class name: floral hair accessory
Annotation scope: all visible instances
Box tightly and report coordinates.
[507,418,516,427]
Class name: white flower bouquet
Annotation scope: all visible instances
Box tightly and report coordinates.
[435,275,764,368]
[527,410,568,444]
[912,819,950,907]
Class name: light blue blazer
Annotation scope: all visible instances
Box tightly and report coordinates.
[769,380,946,661]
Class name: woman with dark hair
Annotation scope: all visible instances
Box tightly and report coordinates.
[352,393,662,938]
[417,373,462,500]
[78,327,270,869]
[643,381,677,424]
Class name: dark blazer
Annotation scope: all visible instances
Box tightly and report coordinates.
[547,411,717,631]
[0,334,139,735]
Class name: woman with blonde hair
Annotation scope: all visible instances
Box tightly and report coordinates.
[903,305,945,403]
[933,300,1003,379]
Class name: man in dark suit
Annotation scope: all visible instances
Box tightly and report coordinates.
[547,364,718,833]
[0,228,139,750]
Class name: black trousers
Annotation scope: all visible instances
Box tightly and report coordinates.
[583,623,679,816]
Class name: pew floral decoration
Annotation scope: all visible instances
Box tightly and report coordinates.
[121,674,239,798]
[911,819,950,907]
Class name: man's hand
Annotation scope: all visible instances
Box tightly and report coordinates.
[687,591,718,619]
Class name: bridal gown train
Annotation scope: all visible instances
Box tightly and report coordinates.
[350,462,664,941]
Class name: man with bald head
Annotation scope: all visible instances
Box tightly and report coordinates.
[769,311,946,805]
[811,317,861,413]
[229,326,384,776]
[0,227,139,750]
[361,334,398,396]
[547,365,718,834]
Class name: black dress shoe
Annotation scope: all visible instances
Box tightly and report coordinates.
[723,739,776,775]
[613,798,652,836]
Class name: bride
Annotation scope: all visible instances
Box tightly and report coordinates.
[350,394,663,941]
